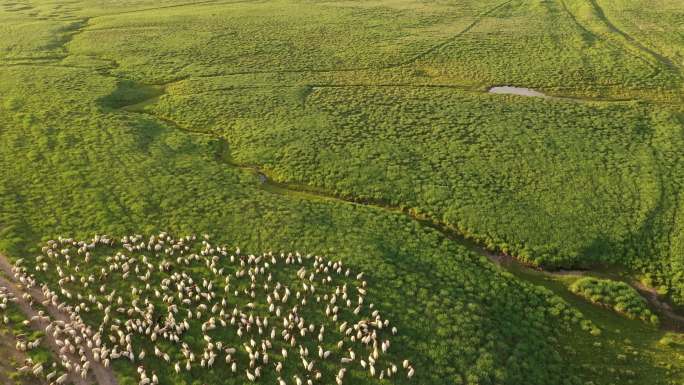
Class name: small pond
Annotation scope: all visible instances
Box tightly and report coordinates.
[488,86,549,98]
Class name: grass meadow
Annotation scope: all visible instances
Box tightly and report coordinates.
[0,0,683,384]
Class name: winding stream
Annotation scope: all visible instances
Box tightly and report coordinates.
[241,160,684,331]
[113,82,684,332]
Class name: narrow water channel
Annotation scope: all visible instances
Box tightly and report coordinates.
[115,82,684,332]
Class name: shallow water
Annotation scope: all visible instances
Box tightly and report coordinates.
[488,86,549,98]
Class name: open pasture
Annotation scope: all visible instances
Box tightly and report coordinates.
[20,234,415,385]
[0,66,588,385]
[0,0,683,384]
[150,80,684,298]
[65,0,496,83]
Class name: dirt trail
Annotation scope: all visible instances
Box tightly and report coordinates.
[0,329,46,385]
[631,280,684,330]
[0,255,119,385]
[0,274,89,385]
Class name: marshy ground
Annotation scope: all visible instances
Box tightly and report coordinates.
[0,1,683,384]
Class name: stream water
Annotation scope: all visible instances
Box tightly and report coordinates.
[116,83,684,332]
[488,86,550,98]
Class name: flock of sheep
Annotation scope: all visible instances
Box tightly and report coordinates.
[0,282,69,383]
[1,233,415,384]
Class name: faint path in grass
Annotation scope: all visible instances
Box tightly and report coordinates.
[0,256,120,385]
[4,0,503,78]
[86,0,263,19]
[1,0,676,104]
[188,0,515,76]
[559,0,662,81]
[588,0,680,73]
[560,0,680,86]
[396,0,514,66]
[90,0,222,17]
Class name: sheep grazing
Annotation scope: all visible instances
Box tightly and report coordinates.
[0,285,78,384]
[6,233,415,384]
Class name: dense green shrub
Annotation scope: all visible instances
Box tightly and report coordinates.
[570,277,658,325]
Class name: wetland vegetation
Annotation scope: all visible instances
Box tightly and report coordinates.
[0,0,683,384]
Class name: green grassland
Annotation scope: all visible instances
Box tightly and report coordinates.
[0,65,592,385]
[151,77,684,304]
[0,0,683,384]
